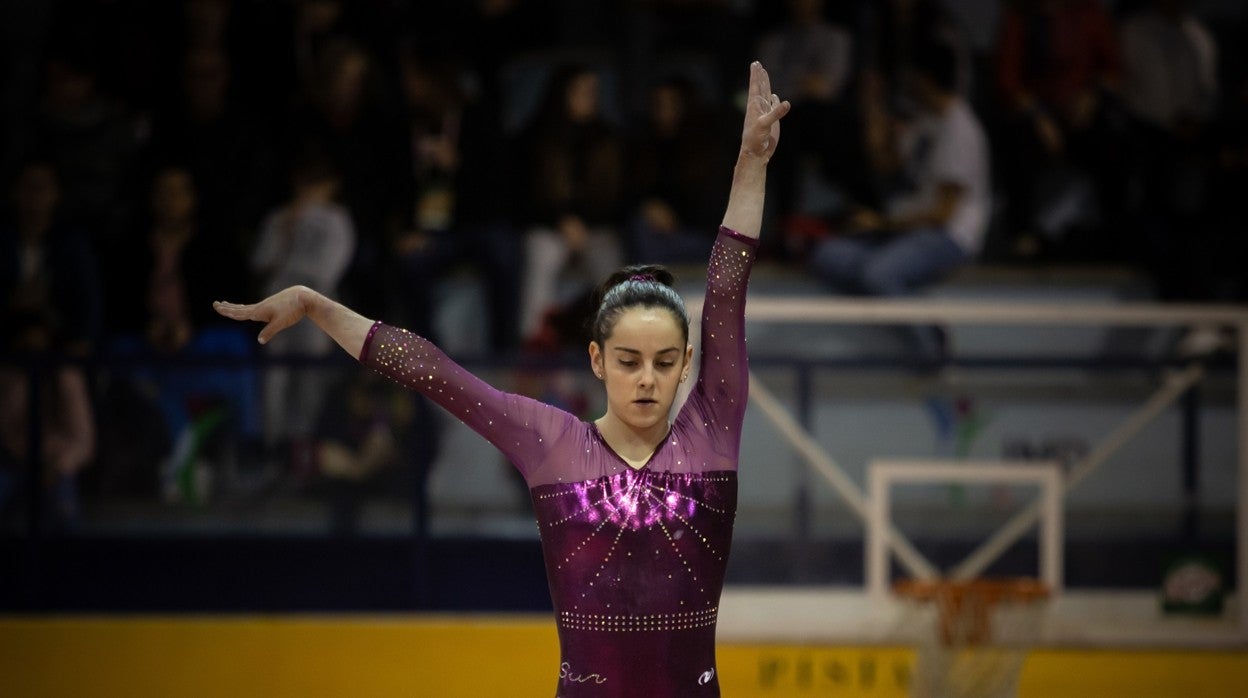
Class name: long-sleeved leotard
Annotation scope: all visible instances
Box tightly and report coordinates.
[360,226,757,697]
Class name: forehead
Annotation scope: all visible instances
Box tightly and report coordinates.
[603,306,685,347]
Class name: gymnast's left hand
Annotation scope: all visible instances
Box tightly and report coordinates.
[739,61,791,163]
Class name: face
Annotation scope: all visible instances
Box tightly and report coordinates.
[151,168,197,222]
[14,163,59,220]
[650,84,684,134]
[565,72,600,122]
[590,306,692,434]
[183,48,229,112]
[329,51,369,106]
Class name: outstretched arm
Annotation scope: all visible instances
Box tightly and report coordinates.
[213,285,373,359]
[721,61,790,239]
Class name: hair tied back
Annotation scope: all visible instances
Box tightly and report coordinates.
[628,273,657,283]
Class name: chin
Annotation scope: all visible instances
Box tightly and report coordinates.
[623,406,670,430]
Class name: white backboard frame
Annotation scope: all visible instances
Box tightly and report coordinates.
[867,459,1065,598]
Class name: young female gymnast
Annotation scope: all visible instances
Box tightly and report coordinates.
[214,61,789,697]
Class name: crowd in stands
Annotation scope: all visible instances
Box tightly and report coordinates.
[2,0,1246,527]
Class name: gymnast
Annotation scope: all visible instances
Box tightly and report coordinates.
[214,60,789,697]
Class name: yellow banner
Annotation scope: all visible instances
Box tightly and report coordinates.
[1,616,1245,697]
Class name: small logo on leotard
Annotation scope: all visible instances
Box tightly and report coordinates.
[697,668,716,686]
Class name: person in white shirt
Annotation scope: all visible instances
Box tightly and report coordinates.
[1120,0,1218,135]
[251,157,356,457]
[807,41,990,364]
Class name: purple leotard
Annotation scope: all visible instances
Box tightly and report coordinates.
[360,227,756,697]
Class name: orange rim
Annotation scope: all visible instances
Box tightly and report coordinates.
[893,577,1050,645]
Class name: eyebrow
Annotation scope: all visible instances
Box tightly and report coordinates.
[612,347,681,355]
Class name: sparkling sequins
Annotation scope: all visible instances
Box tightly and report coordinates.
[559,608,719,632]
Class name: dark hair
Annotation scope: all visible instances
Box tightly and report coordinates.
[914,41,960,94]
[590,265,689,346]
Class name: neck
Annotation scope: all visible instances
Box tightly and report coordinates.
[928,91,955,114]
[596,413,669,459]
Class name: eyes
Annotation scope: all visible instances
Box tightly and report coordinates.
[616,359,677,370]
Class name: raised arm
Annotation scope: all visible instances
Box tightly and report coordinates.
[682,62,788,469]
[721,62,790,239]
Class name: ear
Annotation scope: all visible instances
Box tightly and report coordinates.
[682,343,694,380]
[588,341,604,379]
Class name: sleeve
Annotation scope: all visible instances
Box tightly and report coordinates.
[929,113,977,191]
[683,226,757,469]
[358,322,573,480]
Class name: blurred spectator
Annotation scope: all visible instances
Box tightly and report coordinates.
[23,45,142,242]
[619,0,750,113]
[782,0,974,256]
[856,0,974,113]
[250,156,356,467]
[290,0,353,98]
[445,0,562,111]
[306,368,441,535]
[752,0,857,258]
[104,166,249,352]
[756,0,855,106]
[1,1,55,180]
[283,35,406,318]
[0,157,102,529]
[0,347,96,531]
[99,165,259,505]
[625,74,734,265]
[513,63,626,351]
[1206,44,1248,304]
[1120,0,1218,135]
[386,47,523,355]
[1164,9,1246,356]
[992,0,1131,262]
[806,42,991,364]
[0,158,103,356]
[1119,0,1222,304]
[145,43,279,258]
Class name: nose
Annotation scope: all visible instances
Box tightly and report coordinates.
[638,363,656,388]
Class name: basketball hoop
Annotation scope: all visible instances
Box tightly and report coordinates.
[893,577,1050,698]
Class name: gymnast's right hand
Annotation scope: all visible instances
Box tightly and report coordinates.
[213,285,312,345]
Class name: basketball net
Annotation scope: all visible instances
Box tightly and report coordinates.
[893,577,1050,698]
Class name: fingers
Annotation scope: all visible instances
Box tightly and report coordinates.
[752,97,790,132]
[751,61,772,101]
[256,323,279,345]
[762,98,791,126]
[213,300,280,344]
[212,300,255,321]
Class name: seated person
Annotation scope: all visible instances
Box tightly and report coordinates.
[806,42,991,363]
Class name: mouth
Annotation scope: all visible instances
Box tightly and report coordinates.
[633,398,658,405]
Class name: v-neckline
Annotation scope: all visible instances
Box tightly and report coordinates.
[591,422,671,472]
